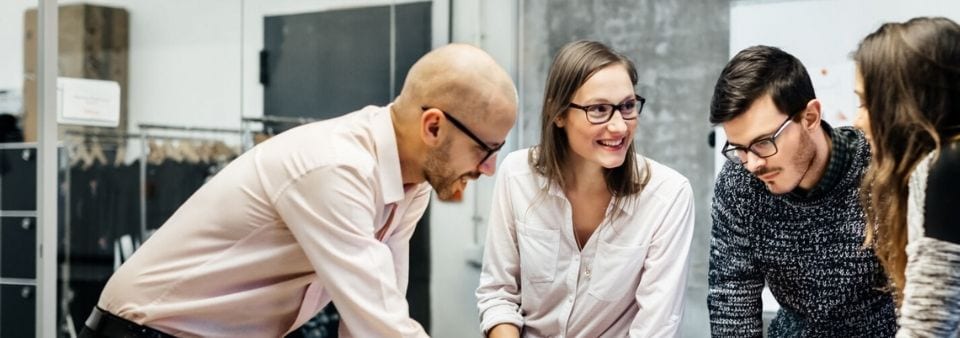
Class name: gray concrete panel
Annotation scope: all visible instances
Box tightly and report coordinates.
[520,1,731,336]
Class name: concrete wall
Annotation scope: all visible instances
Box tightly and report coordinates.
[519,1,730,336]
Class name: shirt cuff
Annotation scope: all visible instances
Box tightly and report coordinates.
[480,305,524,335]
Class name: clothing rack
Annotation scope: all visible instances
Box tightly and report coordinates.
[241,115,318,125]
[64,129,144,139]
[59,130,144,334]
[138,123,244,135]
[64,129,225,143]
[137,123,244,241]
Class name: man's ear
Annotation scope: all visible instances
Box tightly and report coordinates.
[421,108,443,146]
[800,99,822,130]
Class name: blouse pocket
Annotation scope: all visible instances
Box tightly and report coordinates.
[588,240,647,301]
[517,223,560,284]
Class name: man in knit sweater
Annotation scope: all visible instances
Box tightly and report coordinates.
[706,45,897,337]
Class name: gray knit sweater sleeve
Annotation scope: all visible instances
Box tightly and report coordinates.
[708,164,765,337]
[898,147,960,337]
[897,238,960,337]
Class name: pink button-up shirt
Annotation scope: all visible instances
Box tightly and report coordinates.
[476,149,695,337]
[98,105,431,337]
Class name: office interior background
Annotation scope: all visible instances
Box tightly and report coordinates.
[0,0,957,337]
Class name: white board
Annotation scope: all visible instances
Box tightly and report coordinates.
[718,0,960,176]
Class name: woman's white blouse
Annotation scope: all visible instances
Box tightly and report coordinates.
[476,148,696,337]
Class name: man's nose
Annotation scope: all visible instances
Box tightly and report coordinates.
[478,153,497,176]
[744,151,767,173]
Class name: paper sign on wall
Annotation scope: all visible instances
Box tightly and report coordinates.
[57,77,121,127]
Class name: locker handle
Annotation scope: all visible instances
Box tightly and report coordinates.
[21,149,31,161]
[21,286,32,299]
[21,218,31,230]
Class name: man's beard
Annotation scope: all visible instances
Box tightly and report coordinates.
[757,129,816,194]
[424,140,466,202]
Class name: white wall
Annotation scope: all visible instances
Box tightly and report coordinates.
[1,0,244,131]
[717,0,960,176]
[0,0,34,98]
[109,1,243,131]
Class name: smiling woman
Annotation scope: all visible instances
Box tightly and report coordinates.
[476,40,695,338]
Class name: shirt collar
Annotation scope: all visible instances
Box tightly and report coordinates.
[790,120,850,199]
[537,160,640,218]
[371,104,405,204]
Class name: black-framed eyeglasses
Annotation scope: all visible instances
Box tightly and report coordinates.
[568,94,645,124]
[721,115,794,164]
[422,107,504,166]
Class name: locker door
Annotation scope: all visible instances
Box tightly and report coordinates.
[0,148,37,211]
[0,284,36,338]
[1,217,36,279]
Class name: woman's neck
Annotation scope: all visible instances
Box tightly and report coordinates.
[563,157,608,196]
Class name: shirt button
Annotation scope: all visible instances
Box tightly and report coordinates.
[585,269,592,279]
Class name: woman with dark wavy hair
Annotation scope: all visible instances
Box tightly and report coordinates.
[854,16,960,336]
[475,40,695,337]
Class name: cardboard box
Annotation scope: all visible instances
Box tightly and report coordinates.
[23,4,129,141]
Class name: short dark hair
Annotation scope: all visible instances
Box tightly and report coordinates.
[710,45,816,124]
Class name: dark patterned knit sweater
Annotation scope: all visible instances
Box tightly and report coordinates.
[708,127,897,337]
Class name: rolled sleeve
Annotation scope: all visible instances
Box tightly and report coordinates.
[476,168,525,334]
[629,180,695,337]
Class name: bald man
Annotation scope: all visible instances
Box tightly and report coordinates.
[82,44,517,337]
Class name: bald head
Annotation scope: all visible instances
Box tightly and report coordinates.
[395,44,517,125]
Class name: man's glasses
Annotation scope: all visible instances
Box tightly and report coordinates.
[423,107,504,166]
[568,94,645,124]
[721,115,794,164]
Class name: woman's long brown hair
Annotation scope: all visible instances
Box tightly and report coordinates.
[529,40,649,213]
[856,16,960,304]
